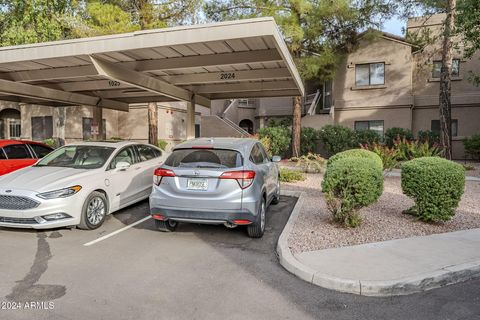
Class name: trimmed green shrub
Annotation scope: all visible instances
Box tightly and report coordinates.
[355,129,380,145]
[279,167,305,182]
[327,149,383,171]
[401,157,465,222]
[385,127,414,147]
[258,126,291,157]
[463,134,480,160]
[301,127,319,155]
[318,125,357,156]
[322,157,384,227]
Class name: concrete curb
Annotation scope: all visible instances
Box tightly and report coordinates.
[277,190,480,296]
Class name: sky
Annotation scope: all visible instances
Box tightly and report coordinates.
[382,16,405,36]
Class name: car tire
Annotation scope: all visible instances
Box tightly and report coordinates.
[78,191,108,230]
[155,219,177,232]
[271,179,280,205]
[247,199,266,238]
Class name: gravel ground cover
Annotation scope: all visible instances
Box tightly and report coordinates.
[284,174,480,254]
[457,161,480,178]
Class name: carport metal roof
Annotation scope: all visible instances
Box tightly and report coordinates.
[0,18,304,111]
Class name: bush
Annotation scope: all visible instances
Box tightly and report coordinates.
[322,157,384,227]
[157,139,168,151]
[394,137,442,161]
[258,126,291,157]
[301,127,319,155]
[385,127,414,147]
[355,129,380,145]
[327,149,383,171]
[401,157,465,222]
[418,130,440,145]
[463,134,480,160]
[42,138,57,148]
[361,143,399,170]
[318,125,357,156]
[279,167,305,182]
[290,153,325,173]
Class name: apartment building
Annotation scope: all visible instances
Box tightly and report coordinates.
[0,101,208,150]
[211,14,479,159]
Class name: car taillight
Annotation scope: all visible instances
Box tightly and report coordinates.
[219,170,256,189]
[153,168,175,185]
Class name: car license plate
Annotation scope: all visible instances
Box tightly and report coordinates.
[187,178,208,191]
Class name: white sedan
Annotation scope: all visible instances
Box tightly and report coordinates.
[0,141,166,230]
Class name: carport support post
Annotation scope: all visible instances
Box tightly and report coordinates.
[186,94,196,140]
[93,106,103,141]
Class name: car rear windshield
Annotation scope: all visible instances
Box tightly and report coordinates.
[35,145,115,169]
[164,148,243,169]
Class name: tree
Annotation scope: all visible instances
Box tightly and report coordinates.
[438,0,455,160]
[204,0,395,156]
[456,0,480,85]
[0,0,77,46]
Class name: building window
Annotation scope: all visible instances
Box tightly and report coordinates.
[431,119,458,136]
[9,120,21,138]
[82,118,106,140]
[432,59,460,78]
[31,116,53,141]
[238,99,257,108]
[354,120,384,138]
[355,63,385,86]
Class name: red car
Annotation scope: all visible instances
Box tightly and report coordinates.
[0,140,54,175]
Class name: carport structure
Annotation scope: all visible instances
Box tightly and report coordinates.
[0,17,304,140]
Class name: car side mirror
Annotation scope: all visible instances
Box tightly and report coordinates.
[115,161,131,171]
[271,156,281,163]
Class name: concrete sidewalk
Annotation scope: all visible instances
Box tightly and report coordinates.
[277,192,480,296]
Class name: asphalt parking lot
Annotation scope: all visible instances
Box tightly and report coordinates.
[0,196,479,320]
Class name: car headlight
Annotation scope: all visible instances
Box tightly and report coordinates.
[37,186,82,199]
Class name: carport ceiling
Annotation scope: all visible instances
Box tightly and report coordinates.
[0,18,304,112]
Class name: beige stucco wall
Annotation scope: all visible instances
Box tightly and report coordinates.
[335,107,412,132]
[413,106,480,159]
[333,37,414,110]
[301,114,333,129]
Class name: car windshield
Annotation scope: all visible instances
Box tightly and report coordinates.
[35,145,115,169]
[164,148,243,169]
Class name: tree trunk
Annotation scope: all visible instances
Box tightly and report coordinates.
[92,106,103,141]
[439,0,456,160]
[292,96,302,158]
[148,102,158,146]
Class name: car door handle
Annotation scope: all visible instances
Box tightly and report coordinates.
[134,167,141,170]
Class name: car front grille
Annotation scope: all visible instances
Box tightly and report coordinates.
[0,195,40,210]
[0,216,38,224]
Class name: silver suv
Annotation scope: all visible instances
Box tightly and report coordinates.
[149,138,280,238]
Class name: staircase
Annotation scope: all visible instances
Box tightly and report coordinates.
[200,115,250,138]
[304,90,322,115]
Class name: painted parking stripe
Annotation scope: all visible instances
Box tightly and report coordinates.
[83,216,152,247]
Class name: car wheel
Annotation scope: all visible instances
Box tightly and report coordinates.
[247,199,266,238]
[78,191,108,230]
[155,219,177,232]
[271,179,280,205]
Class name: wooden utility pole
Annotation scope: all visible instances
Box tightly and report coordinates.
[148,102,158,146]
[292,96,302,157]
[439,0,456,160]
